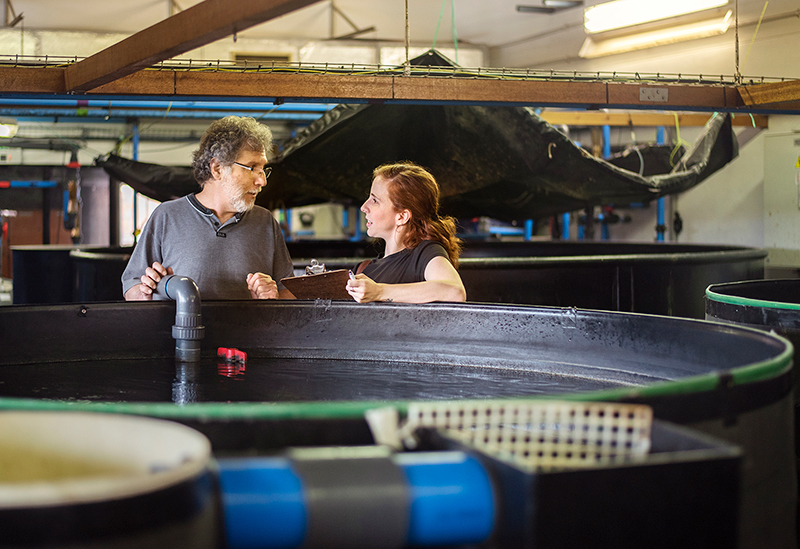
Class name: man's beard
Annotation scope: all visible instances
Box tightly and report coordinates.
[223,180,257,213]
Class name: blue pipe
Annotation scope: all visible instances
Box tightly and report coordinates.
[132,121,139,244]
[657,199,665,242]
[524,219,533,241]
[218,451,494,549]
[397,452,494,546]
[221,458,306,549]
[0,109,325,121]
[132,121,140,161]
[602,125,611,159]
[0,98,334,111]
[0,180,57,188]
[561,212,570,240]
[656,126,666,242]
[352,209,362,241]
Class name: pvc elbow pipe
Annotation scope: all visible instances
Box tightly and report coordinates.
[156,274,205,362]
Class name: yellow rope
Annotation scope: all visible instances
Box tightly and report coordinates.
[669,113,692,167]
[743,0,769,73]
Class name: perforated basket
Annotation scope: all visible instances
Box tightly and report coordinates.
[399,400,653,472]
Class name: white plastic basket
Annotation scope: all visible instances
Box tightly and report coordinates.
[397,400,653,472]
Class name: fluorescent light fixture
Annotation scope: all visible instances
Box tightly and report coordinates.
[579,10,732,58]
[517,1,581,13]
[543,0,582,7]
[584,0,729,34]
[0,118,18,138]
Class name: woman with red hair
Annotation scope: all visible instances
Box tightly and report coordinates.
[346,162,466,303]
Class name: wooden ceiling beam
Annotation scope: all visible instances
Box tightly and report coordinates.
[63,0,322,93]
[0,65,792,117]
[738,80,800,107]
[539,111,768,128]
[88,69,743,111]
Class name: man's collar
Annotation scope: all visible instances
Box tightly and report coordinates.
[187,194,244,222]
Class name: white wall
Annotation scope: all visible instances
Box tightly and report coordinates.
[763,116,800,268]
[606,125,765,246]
[491,11,800,80]
[0,27,485,68]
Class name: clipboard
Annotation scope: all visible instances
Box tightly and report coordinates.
[280,269,353,300]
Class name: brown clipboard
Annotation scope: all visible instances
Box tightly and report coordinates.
[280,269,353,300]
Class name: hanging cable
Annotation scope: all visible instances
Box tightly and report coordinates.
[669,113,692,167]
[734,0,741,84]
[628,116,644,176]
[742,0,769,74]
[431,0,458,62]
[432,0,447,51]
[404,0,410,76]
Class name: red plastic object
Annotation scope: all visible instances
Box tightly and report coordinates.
[217,347,246,363]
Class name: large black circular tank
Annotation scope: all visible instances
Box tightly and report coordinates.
[12,241,766,319]
[706,278,800,502]
[288,240,766,318]
[0,300,793,548]
[706,278,800,343]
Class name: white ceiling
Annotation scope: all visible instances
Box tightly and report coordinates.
[6,0,794,67]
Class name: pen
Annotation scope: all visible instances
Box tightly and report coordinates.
[348,270,356,280]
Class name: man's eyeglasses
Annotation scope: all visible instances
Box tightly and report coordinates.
[233,162,272,180]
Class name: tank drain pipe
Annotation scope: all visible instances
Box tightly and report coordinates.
[156,274,205,362]
[217,448,495,549]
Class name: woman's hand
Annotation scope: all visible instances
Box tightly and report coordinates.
[345,256,466,304]
[346,274,385,303]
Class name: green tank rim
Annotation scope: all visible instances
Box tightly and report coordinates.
[0,332,791,421]
[706,283,800,311]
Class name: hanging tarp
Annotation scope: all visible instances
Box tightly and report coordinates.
[97,50,738,222]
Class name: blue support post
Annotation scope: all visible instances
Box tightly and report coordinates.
[602,125,611,159]
[352,209,362,241]
[524,219,533,241]
[132,121,140,244]
[656,126,666,242]
[561,212,570,240]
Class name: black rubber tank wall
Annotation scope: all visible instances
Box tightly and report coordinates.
[0,299,793,548]
[706,277,800,529]
[287,240,766,318]
[11,241,765,318]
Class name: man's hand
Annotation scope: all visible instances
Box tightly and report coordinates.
[124,262,173,301]
[247,272,279,299]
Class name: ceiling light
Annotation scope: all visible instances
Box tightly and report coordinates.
[584,0,729,35]
[0,118,18,138]
[543,0,582,7]
[517,5,556,14]
[579,11,732,58]
[517,1,581,14]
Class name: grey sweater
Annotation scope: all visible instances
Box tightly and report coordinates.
[121,194,294,299]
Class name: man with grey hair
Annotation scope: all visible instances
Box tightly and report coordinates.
[122,116,295,300]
